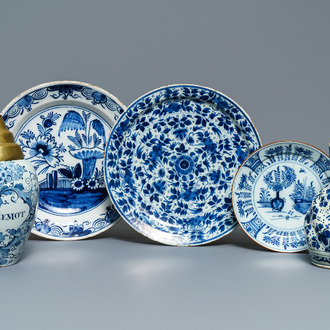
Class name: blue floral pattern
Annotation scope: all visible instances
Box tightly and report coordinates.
[232,142,330,252]
[0,161,39,266]
[305,184,330,268]
[105,85,261,245]
[1,81,125,240]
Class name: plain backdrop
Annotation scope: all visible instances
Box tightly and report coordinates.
[0,1,329,329]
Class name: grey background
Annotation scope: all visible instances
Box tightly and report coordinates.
[0,0,329,329]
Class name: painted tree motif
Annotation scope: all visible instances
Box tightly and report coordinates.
[58,110,106,191]
[263,166,296,211]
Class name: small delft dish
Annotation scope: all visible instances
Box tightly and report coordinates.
[104,84,261,246]
[1,81,125,240]
[305,184,330,268]
[232,141,330,252]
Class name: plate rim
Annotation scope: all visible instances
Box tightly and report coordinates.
[116,83,262,146]
[232,140,330,253]
[1,80,126,115]
[1,80,126,240]
[104,83,262,246]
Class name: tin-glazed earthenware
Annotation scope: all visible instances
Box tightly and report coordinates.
[305,184,330,268]
[1,81,125,240]
[0,117,39,266]
[104,84,261,246]
[232,141,330,252]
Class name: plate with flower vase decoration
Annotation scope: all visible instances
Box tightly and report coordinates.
[1,81,125,240]
[104,84,262,246]
[232,141,330,252]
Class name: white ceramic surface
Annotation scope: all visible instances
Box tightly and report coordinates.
[104,84,261,246]
[232,141,330,252]
[305,184,330,268]
[1,81,125,240]
[0,160,39,266]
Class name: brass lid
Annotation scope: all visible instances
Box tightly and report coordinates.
[0,116,24,161]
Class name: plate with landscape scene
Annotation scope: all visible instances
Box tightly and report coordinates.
[1,81,125,240]
[232,141,330,252]
[104,84,262,245]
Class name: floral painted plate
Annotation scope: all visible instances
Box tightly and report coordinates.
[104,85,261,246]
[232,141,330,252]
[1,81,125,240]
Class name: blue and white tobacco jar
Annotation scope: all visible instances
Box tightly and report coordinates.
[0,116,39,266]
[305,184,330,268]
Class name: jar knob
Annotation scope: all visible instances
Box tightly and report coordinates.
[0,116,24,161]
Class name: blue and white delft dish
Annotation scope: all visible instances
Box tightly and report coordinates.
[104,84,261,246]
[305,184,330,268]
[232,141,330,252]
[1,81,125,240]
[0,160,39,266]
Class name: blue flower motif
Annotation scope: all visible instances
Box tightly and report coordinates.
[0,232,6,243]
[175,143,189,154]
[23,135,62,168]
[236,146,248,163]
[168,116,192,140]
[181,188,198,202]
[17,95,34,112]
[68,222,92,237]
[173,128,188,139]
[210,170,221,184]
[317,228,330,246]
[135,117,150,132]
[71,178,84,191]
[47,85,84,99]
[150,143,164,163]
[218,114,232,131]
[320,197,328,208]
[104,85,262,245]
[311,236,320,249]
[0,163,25,185]
[202,138,217,153]
[91,92,107,105]
[0,168,8,185]
[190,230,205,241]
[175,155,194,176]
[34,219,52,234]
[2,82,124,241]
[158,168,165,177]
[153,180,166,194]
[40,112,61,128]
[305,222,312,235]
[165,101,181,113]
